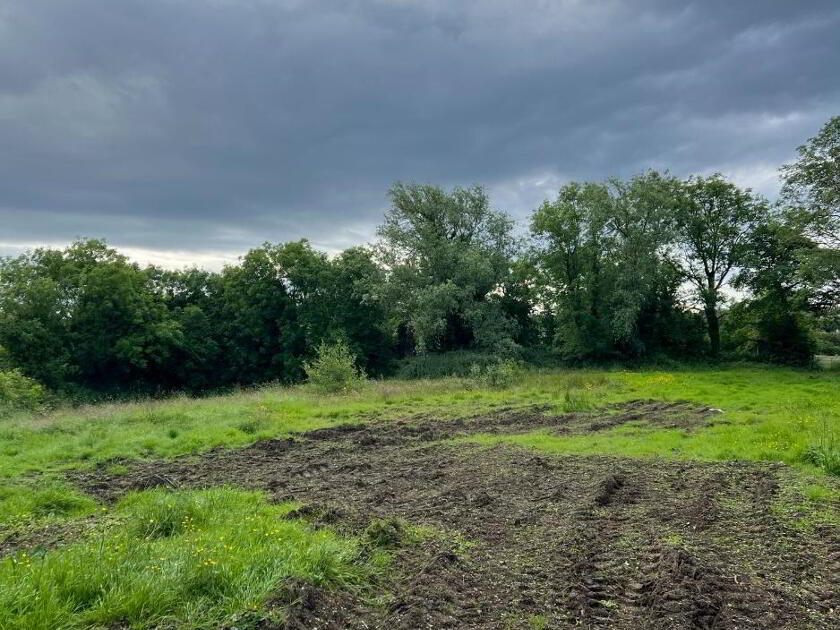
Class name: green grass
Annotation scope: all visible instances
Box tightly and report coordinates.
[1,365,838,482]
[460,366,840,475]
[0,482,98,528]
[0,364,837,628]
[0,488,384,630]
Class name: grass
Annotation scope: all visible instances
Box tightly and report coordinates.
[0,487,385,630]
[458,367,840,476]
[0,482,98,528]
[0,365,838,482]
[0,364,837,627]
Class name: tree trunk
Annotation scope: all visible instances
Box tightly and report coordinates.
[705,303,721,358]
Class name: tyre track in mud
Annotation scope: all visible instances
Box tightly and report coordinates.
[65,402,838,630]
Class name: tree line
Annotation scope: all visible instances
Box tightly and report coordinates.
[1,117,838,395]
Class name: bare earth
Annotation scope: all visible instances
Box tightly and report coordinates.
[69,402,839,630]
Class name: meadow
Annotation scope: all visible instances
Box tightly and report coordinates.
[1,364,838,629]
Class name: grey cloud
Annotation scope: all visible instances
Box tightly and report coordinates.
[1,0,838,266]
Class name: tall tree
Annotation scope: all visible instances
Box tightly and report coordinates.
[532,173,692,360]
[675,175,766,357]
[531,181,614,359]
[215,245,305,385]
[0,240,181,390]
[377,183,519,353]
[781,116,840,248]
[605,172,681,349]
[781,115,840,308]
[729,219,817,364]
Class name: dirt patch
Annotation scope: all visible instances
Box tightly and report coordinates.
[68,403,838,629]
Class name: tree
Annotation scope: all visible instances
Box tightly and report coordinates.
[327,247,392,374]
[214,245,305,385]
[675,175,766,357]
[0,240,181,391]
[729,219,816,364]
[603,172,682,351]
[781,116,840,248]
[155,267,225,390]
[531,181,614,359]
[531,172,692,360]
[377,183,519,354]
[262,241,392,375]
[781,116,840,308]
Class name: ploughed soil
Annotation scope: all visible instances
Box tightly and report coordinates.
[69,400,837,630]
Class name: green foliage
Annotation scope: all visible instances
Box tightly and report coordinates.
[0,482,97,525]
[303,340,366,393]
[781,115,840,250]
[469,359,523,389]
[727,218,820,365]
[0,369,47,415]
[801,418,840,476]
[675,175,768,357]
[723,300,815,366]
[0,488,380,630]
[1,117,837,394]
[0,240,182,392]
[814,308,840,355]
[377,182,519,354]
[395,350,504,379]
[531,173,703,361]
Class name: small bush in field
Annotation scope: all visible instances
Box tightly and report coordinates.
[803,419,840,476]
[0,369,47,415]
[303,341,366,393]
[561,388,595,412]
[363,517,410,548]
[469,359,523,389]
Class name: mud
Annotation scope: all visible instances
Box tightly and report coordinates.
[67,402,838,629]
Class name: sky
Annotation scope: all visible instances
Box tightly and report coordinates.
[1,0,838,269]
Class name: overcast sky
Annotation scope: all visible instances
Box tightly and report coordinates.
[1,0,838,269]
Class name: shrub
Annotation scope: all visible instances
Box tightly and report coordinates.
[802,419,840,476]
[0,369,47,415]
[303,340,366,393]
[561,388,596,412]
[468,359,523,389]
[395,350,503,380]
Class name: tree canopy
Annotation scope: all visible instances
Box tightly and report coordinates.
[1,117,837,396]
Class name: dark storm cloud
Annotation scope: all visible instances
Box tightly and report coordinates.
[1,0,838,266]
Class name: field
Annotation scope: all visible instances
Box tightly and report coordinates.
[1,366,838,629]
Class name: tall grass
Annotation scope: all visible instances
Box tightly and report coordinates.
[802,416,840,475]
[0,481,97,528]
[0,488,384,630]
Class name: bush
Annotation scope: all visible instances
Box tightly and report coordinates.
[802,419,840,476]
[468,359,523,389]
[395,350,503,380]
[303,340,366,393]
[0,369,47,415]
